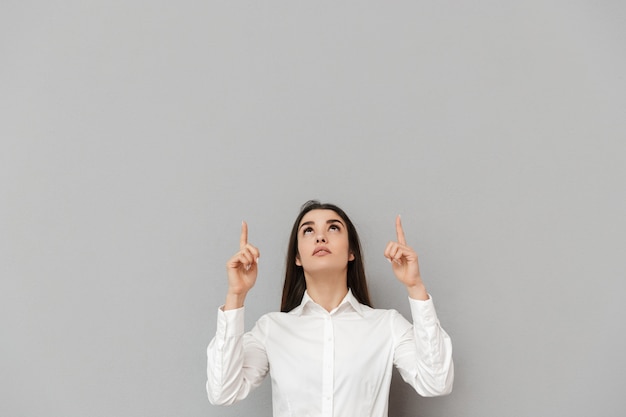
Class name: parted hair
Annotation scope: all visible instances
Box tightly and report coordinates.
[280,200,372,312]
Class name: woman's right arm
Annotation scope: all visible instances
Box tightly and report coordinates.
[206,307,269,405]
[206,221,267,405]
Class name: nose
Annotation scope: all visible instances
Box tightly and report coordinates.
[316,233,327,243]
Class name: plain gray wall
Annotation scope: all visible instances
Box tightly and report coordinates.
[2,1,624,416]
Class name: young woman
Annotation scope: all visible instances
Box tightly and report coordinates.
[207,201,453,417]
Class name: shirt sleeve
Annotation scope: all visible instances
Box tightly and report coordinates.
[392,295,454,397]
[206,306,270,405]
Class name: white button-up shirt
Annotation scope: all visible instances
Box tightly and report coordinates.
[207,289,453,417]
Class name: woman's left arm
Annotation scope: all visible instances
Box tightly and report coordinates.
[392,300,454,396]
[385,216,454,396]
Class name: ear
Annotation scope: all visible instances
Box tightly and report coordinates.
[349,252,355,262]
[295,254,302,266]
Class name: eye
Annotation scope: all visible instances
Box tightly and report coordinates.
[329,224,341,232]
[302,226,314,235]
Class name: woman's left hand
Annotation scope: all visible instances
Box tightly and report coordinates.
[384,216,429,300]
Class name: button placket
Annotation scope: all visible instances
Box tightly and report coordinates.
[321,315,334,416]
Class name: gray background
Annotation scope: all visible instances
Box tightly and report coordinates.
[1,1,625,416]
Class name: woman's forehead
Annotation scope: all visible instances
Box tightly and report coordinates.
[299,209,341,226]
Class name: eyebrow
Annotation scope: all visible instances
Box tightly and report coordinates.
[299,219,345,230]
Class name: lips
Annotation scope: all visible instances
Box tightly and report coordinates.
[313,246,331,256]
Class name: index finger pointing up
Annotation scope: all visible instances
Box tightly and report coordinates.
[240,221,248,249]
[396,215,407,245]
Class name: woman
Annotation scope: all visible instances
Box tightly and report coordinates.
[207,200,453,417]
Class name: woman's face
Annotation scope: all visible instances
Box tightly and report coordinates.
[295,209,354,275]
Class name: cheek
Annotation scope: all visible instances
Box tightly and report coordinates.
[295,240,306,265]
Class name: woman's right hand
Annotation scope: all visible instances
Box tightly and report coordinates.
[224,221,260,309]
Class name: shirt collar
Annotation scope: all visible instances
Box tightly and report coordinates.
[291,288,367,317]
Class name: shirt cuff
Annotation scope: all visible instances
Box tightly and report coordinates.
[216,305,245,338]
[408,295,439,327]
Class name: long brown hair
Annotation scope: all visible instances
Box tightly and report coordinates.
[280,200,372,312]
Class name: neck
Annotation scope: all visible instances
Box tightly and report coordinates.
[304,270,349,312]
